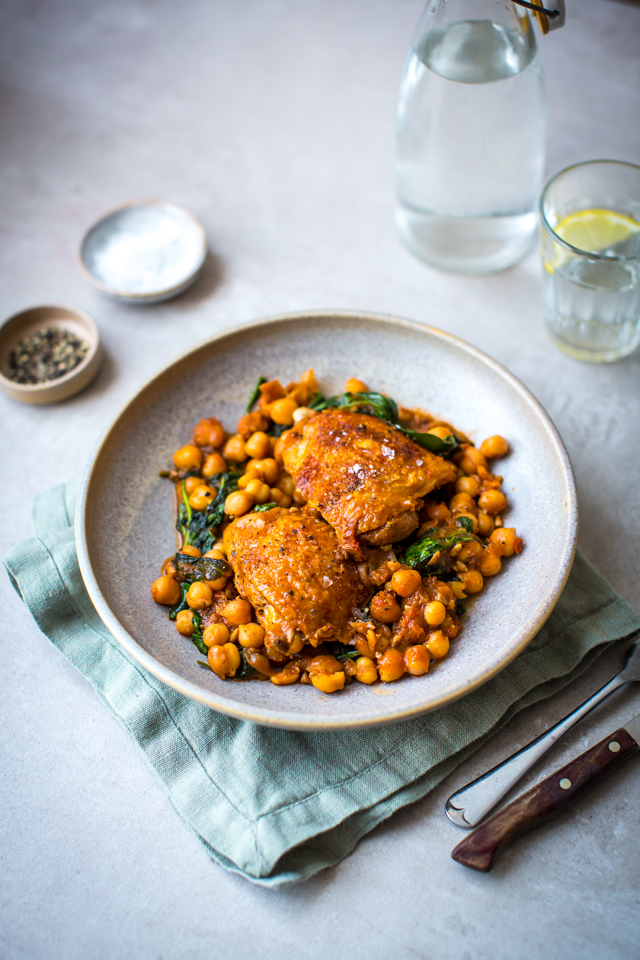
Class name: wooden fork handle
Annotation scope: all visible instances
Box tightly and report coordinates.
[451,728,638,872]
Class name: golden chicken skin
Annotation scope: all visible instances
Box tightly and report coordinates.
[223,507,369,659]
[280,409,457,557]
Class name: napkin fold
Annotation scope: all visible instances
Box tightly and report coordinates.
[4,480,639,886]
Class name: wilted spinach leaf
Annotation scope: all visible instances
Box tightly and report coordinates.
[174,553,231,582]
[456,515,475,534]
[252,502,277,513]
[246,375,267,412]
[168,582,190,621]
[184,472,241,553]
[333,642,360,662]
[404,527,477,571]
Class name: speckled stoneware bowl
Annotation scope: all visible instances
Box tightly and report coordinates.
[76,311,578,730]
[0,305,102,404]
[79,201,207,303]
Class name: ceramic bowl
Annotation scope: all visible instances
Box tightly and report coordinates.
[76,311,578,729]
[0,305,102,405]
[79,201,207,303]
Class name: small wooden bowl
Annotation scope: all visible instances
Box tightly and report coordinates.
[0,305,102,405]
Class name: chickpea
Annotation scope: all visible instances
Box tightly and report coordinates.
[370,590,402,624]
[478,489,507,516]
[478,547,502,577]
[270,397,298,426]
[173,444,203,471]
[355,656,378,685]
[292,406,312,424]
[179,545,202,558]
[405,645,430,676]
[205,575,228,591]
[244,479,271,504]
[480,435,510,459]
[151,576,181,606]
[293,489,307,506]
[307,655,345,693]
[221,598,253,625]
[193,417,225,448]
[238,623,266,648]
[269,488,292,508]
[389,568,422,598]
[189,485,216,511]
[308,655,342,675]
[222,435,246,463]
[345,378,369,394]
[311,672,345,693]
[441,614,461,640]
[458,541,483,562]
[449,492,476,514]
[162,557,178,578]
[201,452,227,478]
[207,642,241,679]
[425,600,447,626]
[450,582,467,601]
[455,475,481,498]
[435,582,455,606]
[426,630,450,659]
[225,490,254,517]
[203,548,226,561]
[459,447,488,475]
[377,648,406,683]
[175,610,195,637]
[256,458,279,486]
[490,527,522,557]
[244,431,271,460]
[213,540,226,554]
[237,411,269,439]
[273,432,291,464]
[462,570,484,594]
[203,623,230,647]
[183,475,203,496]
[427,425,451,440]
[186,581,213,610]
[238,470,259,489]
[270,664,301,686]
[276,473,295,497]
[424,501,452,523]
[477,510,495,537]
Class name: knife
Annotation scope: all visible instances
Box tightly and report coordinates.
[451,712,640,872]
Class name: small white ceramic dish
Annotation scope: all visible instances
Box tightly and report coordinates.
[76,311,578,730]
[79,201,207,303]
[0,305,102,405]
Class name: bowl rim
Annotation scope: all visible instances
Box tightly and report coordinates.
[75,309,578,729]
[77,199,208,300]
[0,304,101,396]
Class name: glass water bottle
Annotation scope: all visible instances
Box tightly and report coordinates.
[396,0,547,275]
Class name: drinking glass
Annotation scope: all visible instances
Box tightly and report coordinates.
[540,160,640,362]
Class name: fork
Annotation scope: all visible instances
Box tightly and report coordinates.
[445,634,640,828]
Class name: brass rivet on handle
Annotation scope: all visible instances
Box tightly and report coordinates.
[608,741,621,753]
[559,778,572,790]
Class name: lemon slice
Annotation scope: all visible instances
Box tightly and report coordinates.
[554,208,640,254]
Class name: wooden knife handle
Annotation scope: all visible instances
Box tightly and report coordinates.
[451,727,638,872]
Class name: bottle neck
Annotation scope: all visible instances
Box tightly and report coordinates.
[416,0,532,35]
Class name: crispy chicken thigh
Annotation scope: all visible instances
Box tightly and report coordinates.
[223,507,368,658]
[280,409,457,557]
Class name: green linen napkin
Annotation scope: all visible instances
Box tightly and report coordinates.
[4,480,639,887]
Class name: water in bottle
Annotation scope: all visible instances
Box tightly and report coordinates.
[396,2,546,275]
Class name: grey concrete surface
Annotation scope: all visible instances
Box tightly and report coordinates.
[1,1,639,958]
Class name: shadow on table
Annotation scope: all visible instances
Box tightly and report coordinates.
[172,249,226,309]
